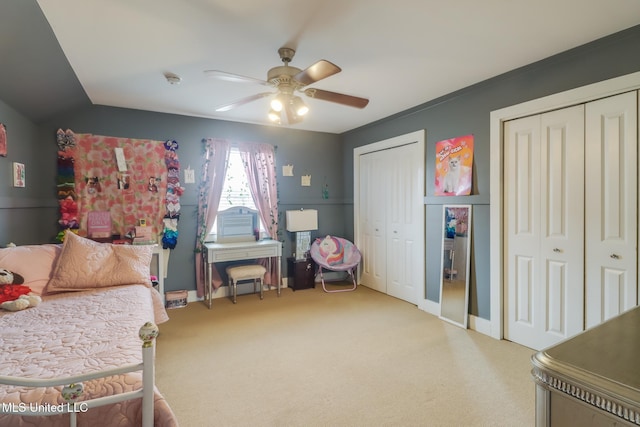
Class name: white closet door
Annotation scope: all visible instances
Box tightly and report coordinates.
[539,106,585,345]
[386,143,421,304]
[585,91,638,328]
[358,151,387,293]
[504,105,585,350]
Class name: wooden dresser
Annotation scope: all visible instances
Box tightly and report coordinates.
[531,307,640,426]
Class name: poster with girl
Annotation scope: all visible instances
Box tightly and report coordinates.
[435,134,474,196]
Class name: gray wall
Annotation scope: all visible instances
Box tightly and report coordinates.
[0,99,60,245]
[3,24,640,318]
[341,24,640,320]
[1,104,344,293]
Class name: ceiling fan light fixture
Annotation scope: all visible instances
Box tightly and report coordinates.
[292,96,309,116]
[268,108,281,123]
[270,96,284,112]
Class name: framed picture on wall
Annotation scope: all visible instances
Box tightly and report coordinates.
[13,162,25,187]
[0,123,6,157]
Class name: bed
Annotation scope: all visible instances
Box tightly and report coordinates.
[0,232,178,426]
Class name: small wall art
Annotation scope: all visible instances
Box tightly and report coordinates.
[183,165,195,184]
[282,164,293,176]
[0,123,6,157]
[13,162,25,187]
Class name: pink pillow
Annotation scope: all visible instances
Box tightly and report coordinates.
[46,232,153,293]
[0,244,62,295]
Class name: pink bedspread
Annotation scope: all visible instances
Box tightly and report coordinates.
[0,285,177,426]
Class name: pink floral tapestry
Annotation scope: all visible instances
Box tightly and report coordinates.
[71,133,168,239]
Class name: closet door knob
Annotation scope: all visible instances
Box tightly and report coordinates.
[610,254,620,259]
[553,248,561,253]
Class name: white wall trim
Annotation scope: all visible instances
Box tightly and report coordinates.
[419,298,439,316]
[353,129,426,307]
[489,71,640,341]
[468,315,492,337]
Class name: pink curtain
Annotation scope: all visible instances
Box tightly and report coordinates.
[195,138,231,297]
[239,142,280,286]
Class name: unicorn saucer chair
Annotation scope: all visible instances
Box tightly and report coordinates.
[310,235,362,293]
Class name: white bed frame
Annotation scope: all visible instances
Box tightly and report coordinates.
[0,322,158,427]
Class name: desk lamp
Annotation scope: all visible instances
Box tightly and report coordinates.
[286,209,318,260]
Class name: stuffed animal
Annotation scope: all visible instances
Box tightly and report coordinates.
[1,293,42,311]
[0,268,40,311]
[0,267,24,285]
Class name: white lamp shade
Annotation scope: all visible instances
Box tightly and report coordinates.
[286,209,318,232]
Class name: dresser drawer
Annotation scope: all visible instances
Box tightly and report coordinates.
[211,247,278,262]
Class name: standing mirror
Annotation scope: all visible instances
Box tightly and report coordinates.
[439,205,472,328]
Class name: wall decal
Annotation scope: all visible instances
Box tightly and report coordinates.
[12,162,25,187]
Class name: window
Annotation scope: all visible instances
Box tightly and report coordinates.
[218,148,256,212]
[207,148,265,239]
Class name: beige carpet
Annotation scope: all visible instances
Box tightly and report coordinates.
[155,285,535,427]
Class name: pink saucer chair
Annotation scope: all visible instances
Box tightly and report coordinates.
[310,235,362,293]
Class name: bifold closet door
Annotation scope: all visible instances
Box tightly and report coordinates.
[385,143,421,304]
[358,150,387,293]
[585,91,638,328]
[504,105,585,350]
[358,143,422,304]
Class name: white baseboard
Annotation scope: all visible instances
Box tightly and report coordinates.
[419,298,439,317]
[468,314,492,336]
[417,300,494,339]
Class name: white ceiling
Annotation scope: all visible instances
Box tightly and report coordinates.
[36,0,640,134]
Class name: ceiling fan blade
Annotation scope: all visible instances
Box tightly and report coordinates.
[304,88,369,109]
[294,60,341,86]
[215,92,273,112]
[204,70,271,86]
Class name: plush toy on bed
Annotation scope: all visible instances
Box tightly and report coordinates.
[0,268,41,311]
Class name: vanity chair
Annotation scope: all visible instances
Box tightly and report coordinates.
[225,264,267,304]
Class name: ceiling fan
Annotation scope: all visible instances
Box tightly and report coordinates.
[205,47,369,124]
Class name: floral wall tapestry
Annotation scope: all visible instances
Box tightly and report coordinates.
[55,130,182,246]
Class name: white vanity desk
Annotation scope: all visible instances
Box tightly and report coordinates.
[203,239,282,309]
